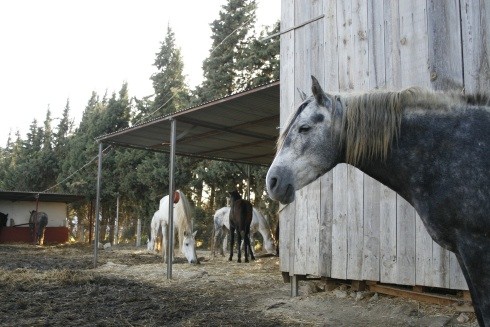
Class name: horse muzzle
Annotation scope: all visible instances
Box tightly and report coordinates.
[266,165,296,204]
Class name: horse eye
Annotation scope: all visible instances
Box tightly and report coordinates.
[185,243,189,246]
[298,125,311,133]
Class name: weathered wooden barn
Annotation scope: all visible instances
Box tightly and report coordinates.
[278,0,489,293]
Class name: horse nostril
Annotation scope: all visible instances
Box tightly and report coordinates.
[269,177,277,189]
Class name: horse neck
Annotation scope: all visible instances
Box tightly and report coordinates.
[175,193,192,233]
[351,106,486,206]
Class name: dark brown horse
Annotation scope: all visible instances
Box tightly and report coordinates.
[0,212,8,228]
[29,210,48,245]
[228,190,255,263]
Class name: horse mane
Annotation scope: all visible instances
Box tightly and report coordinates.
[339,88,406,165]
[175,190,193,233]
[339,87,490,165]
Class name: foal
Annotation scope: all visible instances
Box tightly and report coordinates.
[228,190,255,263]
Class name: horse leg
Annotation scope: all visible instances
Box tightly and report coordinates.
[237,230,243,263]
[222,230,227,256]
[161,224,167,262]
[455,235,490,326]
[242,231,249,263]
[249,232,255,256]
[247,231,255,261]
[38,226,45,246]
[211,227,216,257]
[228,227,234,261]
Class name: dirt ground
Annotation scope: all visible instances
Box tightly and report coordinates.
[0,243,479,327]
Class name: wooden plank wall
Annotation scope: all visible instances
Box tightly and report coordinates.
[279,0,490,291]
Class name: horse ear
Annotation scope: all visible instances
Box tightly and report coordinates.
[297,87,308,101]
[311,75,331,107]
[192,230,197,238]
[184,230,188,237]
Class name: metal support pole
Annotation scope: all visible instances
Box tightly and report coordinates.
[167,118,177,279]
[88,200,93,244]
[94,142,103,268]
[114,194,119,245]
[136,218,141,247]
[246,165,251,201]
[291,275,298,297]
[33,193,40,244]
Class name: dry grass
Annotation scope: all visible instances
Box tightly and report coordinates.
[0,243,478,327]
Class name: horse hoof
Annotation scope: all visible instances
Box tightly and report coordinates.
[228,257,232,261]
[245,259,249,263]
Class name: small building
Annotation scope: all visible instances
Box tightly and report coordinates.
[0,191,84,244]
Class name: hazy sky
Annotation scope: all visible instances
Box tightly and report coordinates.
[0,0,280,146]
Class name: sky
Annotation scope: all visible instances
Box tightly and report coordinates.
[0,0,280,146]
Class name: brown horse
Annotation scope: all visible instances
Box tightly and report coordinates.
[0,212,8,228]
[29,210,48,245]
[228,190,255,263]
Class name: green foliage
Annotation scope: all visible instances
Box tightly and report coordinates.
[151,25,189,116]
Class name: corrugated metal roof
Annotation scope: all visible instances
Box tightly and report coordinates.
[97,81,280,166]
[0,190,85,203]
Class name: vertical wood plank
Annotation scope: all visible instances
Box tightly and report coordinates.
[308,0,325,277]
[380,0,402,285]
[461,0,490,94]
[331,164,348,279]
[379,185,398,284]
[293,187,308,275]
[319,171,333,277]
[360,0,385,282]
[383,0,402,88]
[292,0,324,276]
[346,166,364,280]
[318,0,338,278]
[398,0,431,88]
[427,0,463,91]
[398,0,428,287]
[415,213,433,286]
[292,0,309,276]
[330,0,352,281]
[344,0,368,281]
[449,251,467,290]
[279,0,295,274]
[362,175,380,281]
[396,197,416,285]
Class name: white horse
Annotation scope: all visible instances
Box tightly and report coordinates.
[212,206,276,257]
[147,190,198,264]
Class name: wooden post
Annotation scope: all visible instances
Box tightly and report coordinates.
[291,275,298,297]
[136,218,141,247]
[88,200,93,244]
[114,195,119,245]
[167,118,177,279]
[93,142,103,268]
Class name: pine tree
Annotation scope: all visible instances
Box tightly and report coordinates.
[235,21,280,89]
[151,25,189,116]
[197,0,257,101]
